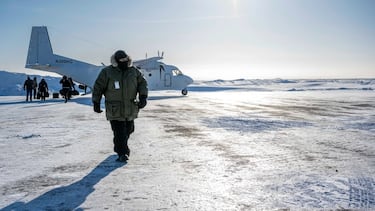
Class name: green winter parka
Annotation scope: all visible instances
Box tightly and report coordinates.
[92,65,148,121]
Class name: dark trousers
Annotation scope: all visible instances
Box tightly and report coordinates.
[33,88,37,99]
[40,91,47,101]
[26,89,32,101]
[110,120,134,156]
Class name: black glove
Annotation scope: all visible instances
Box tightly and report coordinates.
[93,102,103,113]
[138,95,147,109]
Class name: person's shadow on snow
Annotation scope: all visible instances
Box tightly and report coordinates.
[2,155,125,211]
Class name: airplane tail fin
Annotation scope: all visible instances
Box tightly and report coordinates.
[25,26,54,68]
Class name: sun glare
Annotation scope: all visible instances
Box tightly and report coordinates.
[232,0,239,16]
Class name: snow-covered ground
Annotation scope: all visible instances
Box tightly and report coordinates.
[0,78,374,210]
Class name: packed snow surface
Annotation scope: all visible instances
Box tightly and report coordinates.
[0,77,374,210]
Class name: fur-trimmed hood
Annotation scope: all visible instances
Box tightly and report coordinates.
[110,53,132,68]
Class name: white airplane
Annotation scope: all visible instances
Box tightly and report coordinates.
[25,26,193,95]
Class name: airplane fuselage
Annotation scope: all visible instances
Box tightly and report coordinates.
[25,26,193,95]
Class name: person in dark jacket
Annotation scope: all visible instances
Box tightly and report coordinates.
[59,75,72,103]
[68,77,76,91]
[92,50,148,162]
[38,78,49,101]
[32,77,38,99]
[23,76,34,102]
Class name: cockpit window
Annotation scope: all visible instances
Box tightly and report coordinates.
[172,69,182,76]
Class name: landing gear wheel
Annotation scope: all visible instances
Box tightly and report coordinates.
[182,88,188,95]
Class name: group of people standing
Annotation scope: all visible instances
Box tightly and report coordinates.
[23,76,49,102]
[24,75,78,102]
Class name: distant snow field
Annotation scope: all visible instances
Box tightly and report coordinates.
[0,72,374,210]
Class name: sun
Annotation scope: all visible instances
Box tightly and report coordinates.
[231,0,239,16]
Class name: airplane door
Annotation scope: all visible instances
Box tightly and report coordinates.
[164,73,172,87]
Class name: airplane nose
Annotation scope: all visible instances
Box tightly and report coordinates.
[185,75,193,85]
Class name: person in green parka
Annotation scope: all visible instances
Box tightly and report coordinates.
[92,50,148,162]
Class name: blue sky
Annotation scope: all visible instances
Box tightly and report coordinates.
[0,0,374,80]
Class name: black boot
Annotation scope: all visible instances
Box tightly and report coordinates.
[116,154,128,162]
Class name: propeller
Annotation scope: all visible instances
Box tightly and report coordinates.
[157,50,164,58]
[159,64,165,80]
[159,65,165,72]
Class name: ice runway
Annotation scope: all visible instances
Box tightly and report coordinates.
[0,82,374,210]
